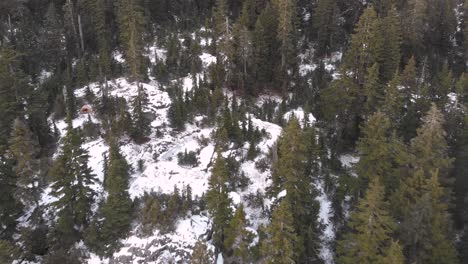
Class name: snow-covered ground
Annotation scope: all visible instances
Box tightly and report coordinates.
[32,33,344,263]
[41,75,290,262]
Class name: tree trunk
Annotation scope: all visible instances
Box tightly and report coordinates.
[78,14,85,54]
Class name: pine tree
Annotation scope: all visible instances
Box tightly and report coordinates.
[454,116,468,230]
[42,2,65,68]
[410,104,453,188]
[230,1,252,93]
[433,63,453,107]
[89,0,112,80]
[381,240,405,264]
[399,170,458,264]
[260,200,302,264]
[380,6,401,82]
[313,0,340,57]
[381,72,404,126]
[206,151,232,252]
[356,112,407,195]
[455,72,467,104]
[118,0,145,81]
[464,0,468,65]
[402,0,427,58]
[191,240,214,264]
[270,118,320,262]
[320,75,360,150]
[252,3,278,93]
[99,139,133,255]
[131,84,151,141]
[342,7,383,86]
[362,63,382,118]
[49,127,98,248]
[8,118,42,207]
[273,0,297,91]
[401,56,418,97]
[0,46,29,149]
[213,0,229,40]
[336,178,397,264]
[0,154,21,240]
[224,204,252,263]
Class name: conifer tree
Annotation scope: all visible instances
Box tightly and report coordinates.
[99,139,133,255]
[224,204,252,263]
[402,0,427,58]
[118,0,145,81]
[271,118,320,262]
[433,63,453,107]
[230,1,252,92]
[336,178,398,264]
[42,2,65,68]
[0,46,29,149]
[273,0,297,91]
[381,240,405,264]
[213,0,229,40]
[342,7,382,86]
[381,72,404,126]
[0,154,21,240]
[380,6,401,82]
[320,75,360,150]
[410,104,453,187]
[399,170,458,264]
[88,0,112,82]
[454,116,468,228]
[455,72,467,104]
[464,0,468,65]
[131,84,151,141]
[260,199,302,263]
[362,63,382,118]
[401,56,418,97]
[191,240,214,264]
[356,112,407,195]
[252,3,278,93]
[313,0,340,57]
[206,151,232,252]
[49,127,98,247]
[8,118,41,207]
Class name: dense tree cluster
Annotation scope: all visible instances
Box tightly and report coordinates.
[0,0,466,263]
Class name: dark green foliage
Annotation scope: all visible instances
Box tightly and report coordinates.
[0,47,30,148]
[177,149,199,167]
[206,152,232,252]
[0,240,19,263]
[261,199,302,263]
[355,112,408,196]
[252,4,279,94]
[97,140,133,255]
[8,118,42,207]
[270,118,321,262]
[131,85,151,141]
[49,127,98,248]
[118,0,145,81]
[191,240,214,264]
[168,83,188,131]
[336,178,401,264]
[313,0,341,57]
[0,155,21,240]
[137,187,194,235]
[224,204,253,263]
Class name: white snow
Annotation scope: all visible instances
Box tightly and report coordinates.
[284,107,316,126]
[339,154,359,170]
[200,52,217,67]
[277,189,287,199]
[316,179,335,264]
